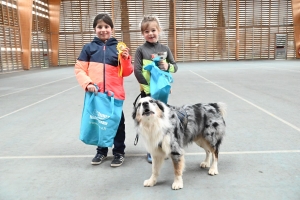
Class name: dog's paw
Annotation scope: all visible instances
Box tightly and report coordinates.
[172,180,183,190]
[144,179,156,187]
[208,167,218,175]
[172,176,183,190]
[200,161,210,168]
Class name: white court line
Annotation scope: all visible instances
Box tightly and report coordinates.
[0,76,75,98]
[0,150,299,159]
[181,66,300,73]
[264,66,300,73]
[190,70,300,133]
[0,85,79,119]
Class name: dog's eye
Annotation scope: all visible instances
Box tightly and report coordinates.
[149,100,153,103]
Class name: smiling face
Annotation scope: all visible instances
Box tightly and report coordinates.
[94,20,112,42]
[142,21,161,43]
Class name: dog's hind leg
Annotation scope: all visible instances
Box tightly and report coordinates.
[171,155,185,190]
[200,150,211,168]
[144,154,164,187]
[208,151,218,175]
[196,140,211,168]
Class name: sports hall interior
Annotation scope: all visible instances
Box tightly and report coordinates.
[1,1,300,198]
[0,0,300,72]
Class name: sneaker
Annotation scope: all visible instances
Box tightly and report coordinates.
[111,154,125,167]
[147,153,152,164]
[91,153,107,165]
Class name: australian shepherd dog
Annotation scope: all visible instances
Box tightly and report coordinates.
[132,97,226,190]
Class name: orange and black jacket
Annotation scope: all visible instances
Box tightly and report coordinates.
[75,37,133,100]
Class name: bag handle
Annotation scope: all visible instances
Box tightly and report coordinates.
[146,63,174,84]
[164,72,173,83]
[106,91,115,116]
[87,89,115,117]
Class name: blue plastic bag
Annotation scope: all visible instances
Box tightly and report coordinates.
[79,91,123,147]
[144,57,173,104]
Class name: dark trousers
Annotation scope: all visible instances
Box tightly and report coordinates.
[96,111,126,156]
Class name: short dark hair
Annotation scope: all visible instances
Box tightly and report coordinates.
[93,13,114,29]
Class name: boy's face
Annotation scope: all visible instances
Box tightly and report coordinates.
[95,20,112,42]
[142,21,160,43]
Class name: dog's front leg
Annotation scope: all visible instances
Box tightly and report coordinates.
[144,154,164,187]
[208,152,218,175]
[200,150,211,168]
[171,155,185,190]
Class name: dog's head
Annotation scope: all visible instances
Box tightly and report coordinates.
[132,96,165,124]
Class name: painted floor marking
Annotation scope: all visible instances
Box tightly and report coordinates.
[0,76,75,98]
[264,67,300,73]
[181,66,300,73]
[190,70,300,133]
[0,85,79,119]
[0,150,299,159]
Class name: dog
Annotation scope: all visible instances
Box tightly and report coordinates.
[132,97,226,190]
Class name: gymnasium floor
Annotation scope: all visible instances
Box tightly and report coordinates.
[0,60,299,200]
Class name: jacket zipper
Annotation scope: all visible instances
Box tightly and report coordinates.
[103,45,106,92]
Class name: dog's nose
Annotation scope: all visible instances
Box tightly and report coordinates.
[142,102,149,107]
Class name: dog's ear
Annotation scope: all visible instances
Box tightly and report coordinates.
[155,100,165,113]
[132,105,137,120]
[132,103,142,123]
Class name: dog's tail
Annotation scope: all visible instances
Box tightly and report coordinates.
[217,102,227,117]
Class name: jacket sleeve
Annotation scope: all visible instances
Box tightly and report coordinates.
[74,45,92,90]
[120,55,133,77]
[134,47,150,94]
[166,47,178,73]
[134,47,148,85]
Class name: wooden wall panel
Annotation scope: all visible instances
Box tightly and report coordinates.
[17,0,33,70]
[292,0,300,58]
[49,0,61,66]
[31,0,51,69]
[57,0,296,65]
[1,0,297,72]
[0,0,22,72]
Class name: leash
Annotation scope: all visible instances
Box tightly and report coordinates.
[134,134,139,146]
[133,93,141,108]
[133,93,141,146]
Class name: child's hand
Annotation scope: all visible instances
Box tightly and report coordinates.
[121,47,130,59]
[86,84,98,94]
[158,60,168,70]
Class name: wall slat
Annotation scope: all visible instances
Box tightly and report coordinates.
[0,0,22,72]
[31,0,51,69]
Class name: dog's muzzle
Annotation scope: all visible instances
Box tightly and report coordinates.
[142,101,155,116]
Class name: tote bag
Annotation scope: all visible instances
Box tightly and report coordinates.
[145,60,173,104]
[79,91,123,147]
